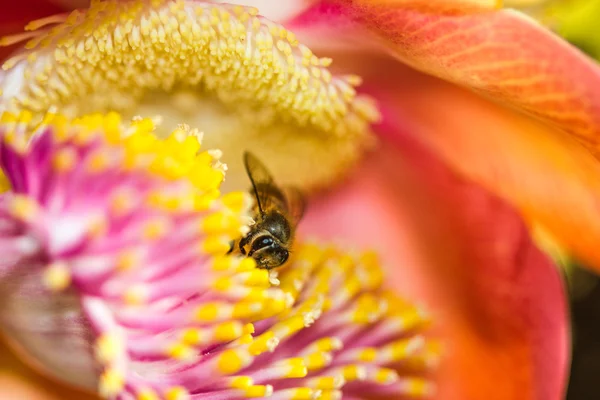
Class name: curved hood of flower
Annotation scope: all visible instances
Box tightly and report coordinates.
[0,0,379,193]
[286,0,600,272]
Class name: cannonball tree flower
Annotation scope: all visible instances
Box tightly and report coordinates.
[0,0,578,399]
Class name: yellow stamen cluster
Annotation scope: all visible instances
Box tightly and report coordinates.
[0,0,379,190]
[0,0,378,137]
[0,110,236,212]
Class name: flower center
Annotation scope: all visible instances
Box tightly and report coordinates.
[0,0,379,192]
[0,111,437,399]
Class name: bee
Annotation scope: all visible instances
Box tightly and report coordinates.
[230,151,305,269]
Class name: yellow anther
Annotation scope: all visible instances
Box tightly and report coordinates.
[166,343,194,361]
[280,358,308,378]
[245,385,273,398]
[213,276,233,291]
[115,250,140,271]
[221,191,250,213]
[304,352,331,371]
[202,236,231,254]
[99,368,125,398]
[181,328,205,345]
[142,218,169,240]
[110,190,136,216]
[232,301,262,319]
[248,331,276,355]
[8,195,39,222]
[164,386,189,400]
[137,388,160,400]
[86,150,111,173]
[216,349,244,374]
[229,376,254,389]
[211,256,235,271]
[195,303,219,321]
[313,337,343,352]
[288,388,315,400]
[240,268,270,287]
[341,365,365,382]
[214,321,244,342]
[123,285,147,306]
[405,378,433,396]
[51,148,77,172]
[42,262,71,291]
[202,211,240,235]
[358,347,377,362]
[374,368,397,384]
[95,334,123,365]
[307,376,340,390]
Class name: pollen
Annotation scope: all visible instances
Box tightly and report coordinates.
[0,0,380,190]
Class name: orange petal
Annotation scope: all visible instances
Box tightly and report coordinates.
[291,3,600,270]
[301,133,569,399]
[356,57,600,272]
[320,3,600,156]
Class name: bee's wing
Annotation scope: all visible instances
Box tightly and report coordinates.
[243,151,276,215]
[282,186,306,225]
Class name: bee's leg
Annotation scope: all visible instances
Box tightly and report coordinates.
[226,240,235,254]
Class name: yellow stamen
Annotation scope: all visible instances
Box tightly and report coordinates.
[0,0,379,190]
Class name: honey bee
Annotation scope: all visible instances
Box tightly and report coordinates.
[230,151,305,269]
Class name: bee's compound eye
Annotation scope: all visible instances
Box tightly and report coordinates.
[251,235,274,252]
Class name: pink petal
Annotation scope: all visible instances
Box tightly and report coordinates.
[301,129,569,399]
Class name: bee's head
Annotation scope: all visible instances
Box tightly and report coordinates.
[250,235,289,269]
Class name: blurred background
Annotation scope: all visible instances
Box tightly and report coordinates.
[567,265,600,400]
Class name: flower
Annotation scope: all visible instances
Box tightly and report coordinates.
[0,112,436,400]
[0,1,575,399]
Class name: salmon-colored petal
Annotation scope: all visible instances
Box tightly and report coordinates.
[352,56,600,272]
[352,0,501,14]
[297,2,600,158]
[301,132,569,399]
